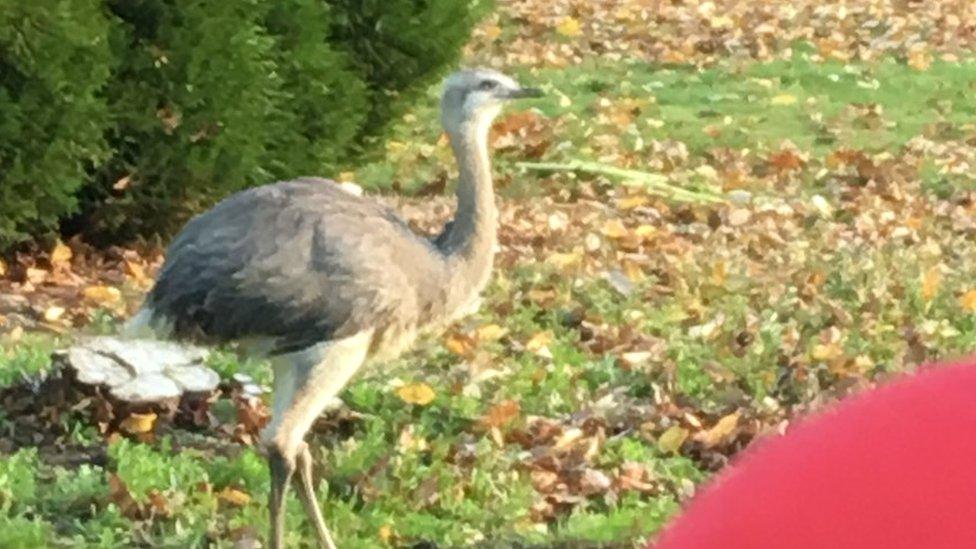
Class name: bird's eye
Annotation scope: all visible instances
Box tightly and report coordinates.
[478,79,498,91]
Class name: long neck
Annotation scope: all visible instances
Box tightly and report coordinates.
[437,116,497,289]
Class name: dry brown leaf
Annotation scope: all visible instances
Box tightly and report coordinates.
[579,468,612,495]
[444,332,475,357]
[396,382,436,406]
[481,400,520,429]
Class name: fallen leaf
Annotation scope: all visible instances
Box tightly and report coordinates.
[218,487,251,507]
[43,306,65,322]
[555,17,582,37]
[379,525,395,544]
[483,24,502,41]
[546,251,582,269]
[113,175,132,191]
[50,241,72,267]
[812,342,844,361]
[657,425,688,454]
[475,324,508,342]
[617,196,647,210]
[770,94,797,105]
[108,474,144,519]
[396,382,436,406]
[531,470,559,493]
[525,331,553,356]
[922,266,941,302]
[693,412,740,448]
[579,468,612,495]
[124,259,150,286]
[960,290,976,312]
[908,49,932,71]
[444,332,475,357]
[0,259,6,277]
[481,400,520,429]
[600,219,629,239]
[553,427,584,451]
[83,285,122,306]
[148,490,170,517]
[119,412,157,434]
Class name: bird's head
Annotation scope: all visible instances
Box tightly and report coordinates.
[440,68,542,138]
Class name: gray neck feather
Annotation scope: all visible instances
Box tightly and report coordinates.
[436,115,497,296]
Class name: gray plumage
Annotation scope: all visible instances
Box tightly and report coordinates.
[145,178,451,355]
[128,68,542,549]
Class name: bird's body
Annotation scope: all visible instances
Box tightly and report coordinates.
[136,177,470,359]
[128,68,541,548]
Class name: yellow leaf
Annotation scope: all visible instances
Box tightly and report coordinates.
[922,266,941,302]
[908,49,932,71]
[600,219,629,239]
[379,524,395,543]
[812,342,844,361]
[0,258,6,277]
[657,425,688,454]
[386,140,407,154]
[710,261,727,286]
[124,260,149,286]
[50,241,72,266]
[525,331,552,353]
[475,324,507,342]
[338,171,356,182]
[119,412,157,435]
[634,225,657,239]
[43,306,65,322]
[83,285,122,306]
[483,24,502,41]
[961,290,976,312]
[217,487,251,507]
[546,251,581,269]
[770,94,797,106]
[693,412,740,448]
[617,196,647,210]
[555,17,581,37]
[396,382,436,406]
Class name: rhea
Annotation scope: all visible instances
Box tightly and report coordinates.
[126,69,541,548]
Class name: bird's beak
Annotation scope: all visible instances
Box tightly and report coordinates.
[507,87,544,99]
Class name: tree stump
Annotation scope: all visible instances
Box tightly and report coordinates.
[53,336,220,432]
[59,336,216,404]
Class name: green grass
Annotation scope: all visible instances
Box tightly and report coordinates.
[3,49,976,547]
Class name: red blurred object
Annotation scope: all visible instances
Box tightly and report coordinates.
[653,359,976,549]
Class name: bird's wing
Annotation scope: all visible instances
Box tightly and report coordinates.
[146,178,448,354]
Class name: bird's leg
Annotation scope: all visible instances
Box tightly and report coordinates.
[268,446,295,549]
[263,330,373,549]
[294,442,337,549]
